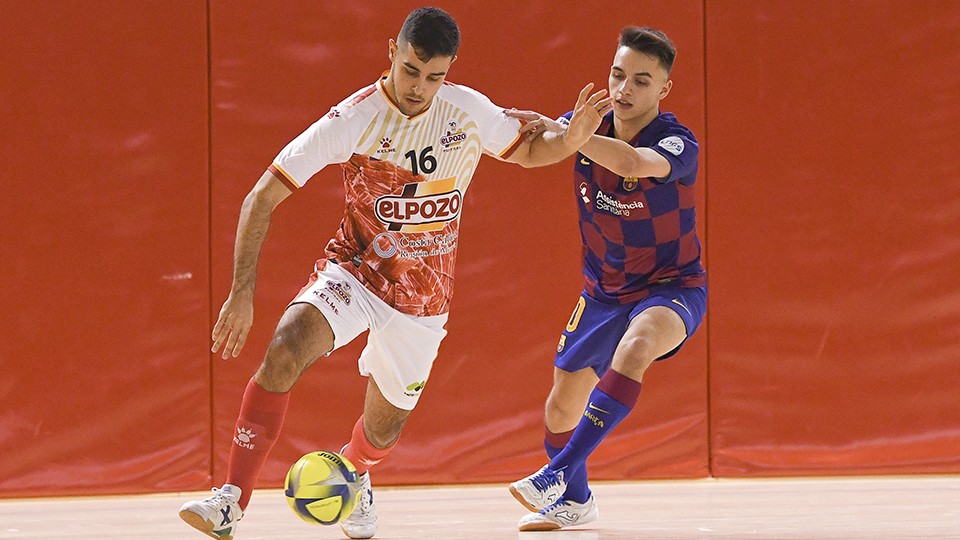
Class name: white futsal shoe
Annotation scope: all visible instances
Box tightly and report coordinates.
[179,484,243,540]
[340,471,377,539]
[518,495,599,531]
[509,465,567,511]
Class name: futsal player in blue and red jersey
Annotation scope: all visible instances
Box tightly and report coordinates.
[506,27,707,531]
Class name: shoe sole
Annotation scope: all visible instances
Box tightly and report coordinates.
[179,509,233,540]
[519,520,562,532]
[340,525,376,539]
[518,512,598,532]
[508,485,540,512]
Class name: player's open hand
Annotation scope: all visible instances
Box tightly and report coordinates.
[564,83,613,148]
[506,109,566,141]
[211,293,254,359]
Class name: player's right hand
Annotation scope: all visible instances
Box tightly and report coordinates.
[564,83,614,147]
[211,293,254,359]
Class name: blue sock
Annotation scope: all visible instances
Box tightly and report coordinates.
[545,431,591,503]
[550,370,642,480]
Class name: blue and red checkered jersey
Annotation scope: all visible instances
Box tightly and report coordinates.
[562,110,706,304]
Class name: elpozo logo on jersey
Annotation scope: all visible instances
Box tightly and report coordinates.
[375,177,462,232]
[439,119,466,150]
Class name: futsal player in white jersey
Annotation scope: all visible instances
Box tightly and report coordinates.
[179,7,612,540]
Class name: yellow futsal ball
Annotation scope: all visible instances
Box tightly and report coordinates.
[284,451,360,525]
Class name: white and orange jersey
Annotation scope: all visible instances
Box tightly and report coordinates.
[269,75,523,317]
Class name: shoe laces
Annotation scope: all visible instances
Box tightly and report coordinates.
[345,477,373,521]
[200,487,233,509]
[531,467,563,491]
[540,498,572,515]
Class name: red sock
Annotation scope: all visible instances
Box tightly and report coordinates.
[226,377,290,510]
[341,415,396,476]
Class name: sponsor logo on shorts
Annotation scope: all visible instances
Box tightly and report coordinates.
[312,282,351,315]
[404,380,426,397]
[326,108,341,119]
[375,177,462,232]
[557,334,566,353]
[671,298,692,316]
[325,281,352,305]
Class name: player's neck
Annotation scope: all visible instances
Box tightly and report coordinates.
[382,74,400,104]
[613,108,658,142]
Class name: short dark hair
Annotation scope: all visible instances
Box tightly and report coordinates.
[619,26,676,73]
[398,7,460,61]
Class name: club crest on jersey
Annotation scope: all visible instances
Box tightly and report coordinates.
[439,119,467,150]
[375,176,462,232]
[622,177,639,191]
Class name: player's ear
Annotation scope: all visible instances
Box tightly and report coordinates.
[388,39,397,62]
[450,55,457,65]
[659,79,673,101]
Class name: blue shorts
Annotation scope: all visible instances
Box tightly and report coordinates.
[554,285,707,377]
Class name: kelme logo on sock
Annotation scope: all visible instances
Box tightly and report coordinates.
[233,426,258,450]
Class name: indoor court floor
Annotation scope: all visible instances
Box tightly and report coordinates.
[0,475,957,539]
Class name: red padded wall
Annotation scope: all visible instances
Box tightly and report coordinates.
[0,2,210,495]
[208,0,708,493]
[705,1,960,475]
[4,0,958,500]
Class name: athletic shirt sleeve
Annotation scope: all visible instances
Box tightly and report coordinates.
[452,85,523,159]
[649,126,699,185]
[270,99,368,189]
[563,110,700,186]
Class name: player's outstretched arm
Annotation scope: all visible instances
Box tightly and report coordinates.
[509,110,672,179]
[211,170,293,359]
[504,83,613,168]
[579,135,672,179]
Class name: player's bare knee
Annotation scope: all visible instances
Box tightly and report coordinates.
[619,333,659,361]
[257,332,311,392]
[545,393,584,426]
[613,334,658,378]
[255,360,300,393]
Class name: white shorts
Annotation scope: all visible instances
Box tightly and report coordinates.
[290,262,448,410]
